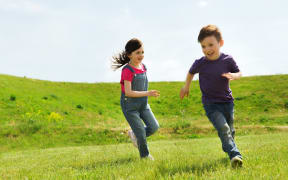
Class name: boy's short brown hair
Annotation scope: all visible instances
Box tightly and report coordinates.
[198,25,222,43]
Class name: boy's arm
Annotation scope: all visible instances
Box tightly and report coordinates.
[222,71,242,80]
[180,73,194,100]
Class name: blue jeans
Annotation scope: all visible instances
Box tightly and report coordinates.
[203,102,242,160]
[121,93,159,158]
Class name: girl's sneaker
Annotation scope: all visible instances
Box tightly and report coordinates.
[128,130,138,148]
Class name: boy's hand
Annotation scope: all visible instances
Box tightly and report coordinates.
[222,73,236,80]
[148,90,160,97]
[180,87,189,100]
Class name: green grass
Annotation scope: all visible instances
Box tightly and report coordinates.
[0,74,288,152]
[0,74,288,179]
[0,133,287,179]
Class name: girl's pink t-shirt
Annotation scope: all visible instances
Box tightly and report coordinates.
[120,64,146,93]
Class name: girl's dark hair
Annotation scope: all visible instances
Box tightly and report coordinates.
[112,38,143,70]
[198,24,222,43]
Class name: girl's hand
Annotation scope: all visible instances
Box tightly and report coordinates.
[180,87,189,100]
[148,90,160,97]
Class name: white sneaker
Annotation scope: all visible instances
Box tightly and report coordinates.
[128,130,138,148]
[142,154,154,161]
[231,156,243,168]
[147,154,154,161]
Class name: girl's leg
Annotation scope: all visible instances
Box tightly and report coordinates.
[140,104,159,137]
[123,110,150,158]
[121,96,150,158]
[121,93,149,158]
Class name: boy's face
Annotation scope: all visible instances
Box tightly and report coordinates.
[200,36,223,60]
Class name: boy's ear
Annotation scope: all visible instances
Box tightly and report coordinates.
[220,39,224,47]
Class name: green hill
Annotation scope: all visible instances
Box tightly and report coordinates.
[0,74,288,152]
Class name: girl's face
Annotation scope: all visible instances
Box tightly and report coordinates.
[200,36,223,60]
[128,47,144,64]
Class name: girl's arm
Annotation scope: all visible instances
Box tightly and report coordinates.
[124,80,160,97]
[180,73,194,99]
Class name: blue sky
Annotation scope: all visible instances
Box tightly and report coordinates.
[1,0,288,82]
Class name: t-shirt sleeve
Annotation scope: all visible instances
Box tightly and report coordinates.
[229,57,240,73]
[122,68,134,82]
[189,60,201,74]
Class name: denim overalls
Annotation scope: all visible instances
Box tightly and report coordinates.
[120,64,159,158]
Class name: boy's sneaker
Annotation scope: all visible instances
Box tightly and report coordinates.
[142,154,154,161]
[128,130,138,148]
[231,156,243,168]
[147,154,154,161]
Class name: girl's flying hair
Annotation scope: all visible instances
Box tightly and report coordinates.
[112,38,143,70]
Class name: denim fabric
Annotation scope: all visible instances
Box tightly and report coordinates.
[121,66,159,158]
[203,102,242,160]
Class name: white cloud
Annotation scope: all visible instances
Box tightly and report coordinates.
[120,7,130,16]
[0,0,43,13]
[198,1,208,8]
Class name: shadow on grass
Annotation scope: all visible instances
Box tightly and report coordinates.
[156,157,229,177]
[72,156,138,171]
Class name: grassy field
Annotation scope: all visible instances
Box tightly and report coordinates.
[0,133,287,179]
[0,74,287,179]
[0,74,288,152]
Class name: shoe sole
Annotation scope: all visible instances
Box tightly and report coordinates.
[231,157,243,168]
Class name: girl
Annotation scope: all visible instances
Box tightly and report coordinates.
[112,38,160,160]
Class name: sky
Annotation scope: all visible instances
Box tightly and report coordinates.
[1,0,288,83]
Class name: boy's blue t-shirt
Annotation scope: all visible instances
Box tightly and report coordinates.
[189,53,240,104]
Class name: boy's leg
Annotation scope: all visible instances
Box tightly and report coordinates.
[140,104,159,137]
[204,103,242,160]
[223,103,235,139]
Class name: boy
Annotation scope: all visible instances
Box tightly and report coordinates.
[180,25,243,168]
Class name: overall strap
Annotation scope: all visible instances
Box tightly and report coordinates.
[122,64,135,73]
[122,63,147,74]
[142,63,147,71]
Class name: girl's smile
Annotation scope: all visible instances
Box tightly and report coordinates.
[128,47,144,67]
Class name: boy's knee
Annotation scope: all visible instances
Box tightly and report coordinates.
[151,123,159,133]
[219,123,231,136]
